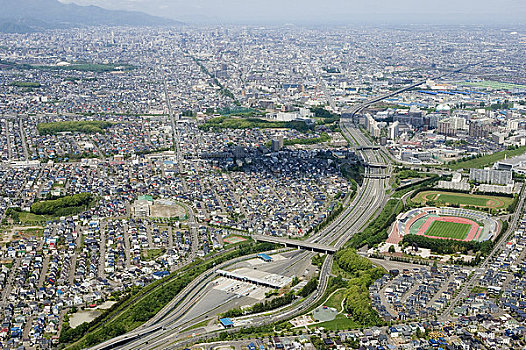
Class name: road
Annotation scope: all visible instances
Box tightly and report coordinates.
[439,184,526,320]
[88,122,389,350]
[163,78,186,186]
[86,61,490,349]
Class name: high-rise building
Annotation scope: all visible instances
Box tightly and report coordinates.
[437,119,455,136]
[469,168,513,185]
[388,121,399,140]
[469,121,490,139]
[271,135,284,152]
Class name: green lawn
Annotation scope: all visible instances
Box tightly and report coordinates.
[425,221,471,240]
[461,80,526,90]
[309,314,360,331]
[324,289,346,311]
[18,212,53,224]
[438,193,490,207]
[142,248,165,261]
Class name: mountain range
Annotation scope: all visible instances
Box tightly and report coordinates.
[0,0,179,33]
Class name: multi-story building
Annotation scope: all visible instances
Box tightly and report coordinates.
[469,168,513,185]
[469,121,490,139]
[388,121,399,140]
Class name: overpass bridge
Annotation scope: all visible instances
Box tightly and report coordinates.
[366,162,388,168]
[252,234,337,254]
[355,146,380,151]
[364,174,390,179]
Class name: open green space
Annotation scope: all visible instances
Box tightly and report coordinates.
[447,146,526,170]
[10,81,41,88]
[265,132,331,148]
[4,208,52,225]
[310,314,360,331]
[425,220,471,240]
[18,212,53,224]
[37,121,113,135]
[142,248,165,261]
[199,116,313,132]
[438,193,491,207]
[412,190,511,209]
[217,107,262,117]
[323,289,346,311]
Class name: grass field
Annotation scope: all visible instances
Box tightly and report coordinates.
[18,212,53,224]
[324,289,346,312]
[461,80,526,90]
[425,221,471,240]
[413,190,512,209]
[142,248,165,261]
[437,193,490,207]
[308,314,360,331]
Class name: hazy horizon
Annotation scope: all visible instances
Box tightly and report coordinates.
[59,0,526,26]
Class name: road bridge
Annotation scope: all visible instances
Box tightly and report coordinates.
[356,146,380,151]
[364,174,390,179]
[366,162,388,168]
[252,234,337,254]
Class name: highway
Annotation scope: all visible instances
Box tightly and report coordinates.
[86,121,390,350]
[86,61,491,349]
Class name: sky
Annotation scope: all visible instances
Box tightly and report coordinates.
[60,0,526,25]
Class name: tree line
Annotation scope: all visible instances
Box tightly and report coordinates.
[347,199,404,249]
[37,120,113,135]
[402,234,493,255]
[335,249,385,326]
[221,292,296,318]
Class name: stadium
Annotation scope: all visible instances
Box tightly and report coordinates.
[387,207,499,244]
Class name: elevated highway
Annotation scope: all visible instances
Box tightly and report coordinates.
[252,235,337,254]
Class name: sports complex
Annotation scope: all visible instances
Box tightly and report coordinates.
[388,207,499,245]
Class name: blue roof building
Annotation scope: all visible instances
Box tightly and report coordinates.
[220,318,234,328]
[257,253,273,262]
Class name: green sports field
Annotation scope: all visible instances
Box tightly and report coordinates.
[437,193,488,207]
[425,221,471,240]
[412,190,512,209]
[461,80,526,90]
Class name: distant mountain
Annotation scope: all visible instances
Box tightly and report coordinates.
[0,0,179,33]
